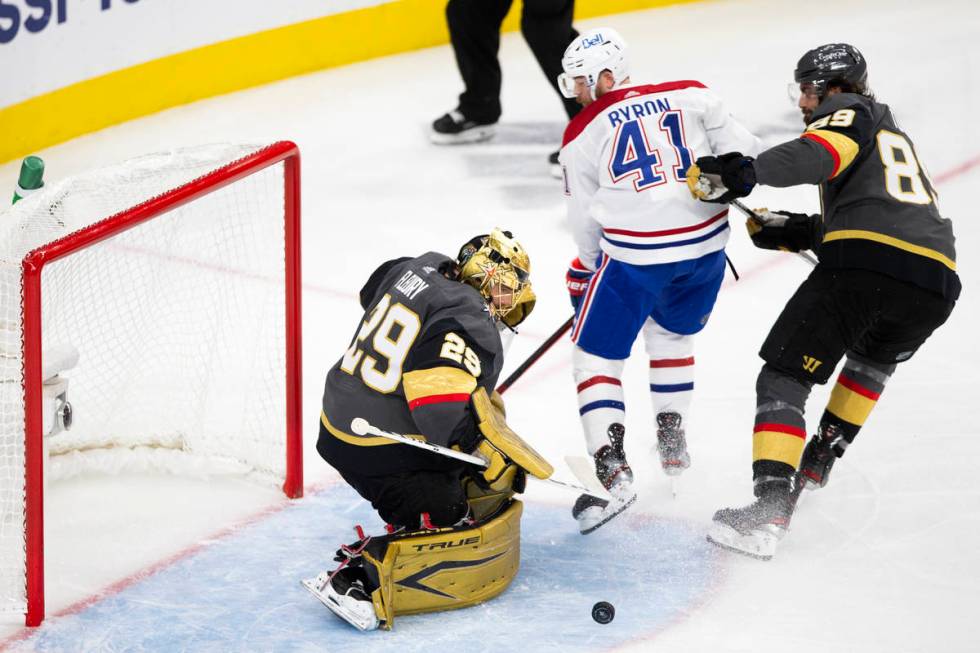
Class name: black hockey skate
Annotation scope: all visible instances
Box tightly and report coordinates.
[706,477,804,560]
[430,109,496,145]
[799,423,847,489]
[655,411,691,476]
[572,423,637,534]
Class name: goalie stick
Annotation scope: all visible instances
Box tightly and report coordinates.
[729,199,819,267]
[351,418,608,499]
[496,315,574,395]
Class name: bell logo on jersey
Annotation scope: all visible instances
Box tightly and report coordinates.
[802,356,823,373]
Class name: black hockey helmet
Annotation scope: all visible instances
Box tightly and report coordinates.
[794,43,868,97]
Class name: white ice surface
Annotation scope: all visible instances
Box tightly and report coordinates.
[1,0,979,650]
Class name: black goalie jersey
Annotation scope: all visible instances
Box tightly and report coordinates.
[318,252,504,477]
[753,92,960,300]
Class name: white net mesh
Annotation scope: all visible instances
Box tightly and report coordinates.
[0,143,291,614]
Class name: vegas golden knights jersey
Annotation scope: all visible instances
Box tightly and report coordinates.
[754,92,960,300]
[319,252,504,476]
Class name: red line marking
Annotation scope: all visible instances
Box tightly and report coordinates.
[0,479,342,650]
[933,154,980,185]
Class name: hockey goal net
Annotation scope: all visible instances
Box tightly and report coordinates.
[0,141,302,626]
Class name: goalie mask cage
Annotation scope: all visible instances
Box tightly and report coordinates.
[0,141,303,626]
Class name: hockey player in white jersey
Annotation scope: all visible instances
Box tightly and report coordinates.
[557,28,760,533]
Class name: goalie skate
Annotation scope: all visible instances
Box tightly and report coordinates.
[302,569,379,631]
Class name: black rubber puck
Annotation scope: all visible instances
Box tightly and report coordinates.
[592,601,615,624]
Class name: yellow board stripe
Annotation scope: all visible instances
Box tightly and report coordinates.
[752,430,805,468]
[804,129,859,177]
[0,0,702,165]
[403,366,477,404]
[827,383,877,426]
[822,229,956,271]
[321,410,425,448]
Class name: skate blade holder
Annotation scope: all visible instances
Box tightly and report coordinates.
[301,575,378,631]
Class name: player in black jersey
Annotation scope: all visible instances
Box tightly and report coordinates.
[308,229,552,630]
[687,44,959,559]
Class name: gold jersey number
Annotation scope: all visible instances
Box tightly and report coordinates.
[876,130,936,205]
[439,332,482,377]
[340,294,421,393]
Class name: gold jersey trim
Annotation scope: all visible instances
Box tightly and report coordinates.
[803,129,859,178]
[823,229,956,271]
[320,410,425,448]
[403,366,477,404]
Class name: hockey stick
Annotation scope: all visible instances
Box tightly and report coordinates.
[496,315,574,395]
[729,199,818,267]
[350,418,607,499]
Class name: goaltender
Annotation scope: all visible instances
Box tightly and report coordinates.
[307,228,549,630]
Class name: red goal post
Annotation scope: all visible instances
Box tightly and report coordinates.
[5,141,302,626]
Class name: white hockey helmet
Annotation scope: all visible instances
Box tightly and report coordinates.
[557,27,629,100]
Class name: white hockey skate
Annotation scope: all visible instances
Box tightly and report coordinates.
[302,569,379,631]
[572,423,637,535]
[572,481,637,535]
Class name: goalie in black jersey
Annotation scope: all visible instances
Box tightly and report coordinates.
[307,228,551,630]
[687,44,959,560]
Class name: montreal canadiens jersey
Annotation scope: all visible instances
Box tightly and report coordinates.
[559,81,761,267]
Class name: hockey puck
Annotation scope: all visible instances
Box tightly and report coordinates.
[591,601,615,624]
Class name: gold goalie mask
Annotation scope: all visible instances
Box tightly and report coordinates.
[457,228,535,328]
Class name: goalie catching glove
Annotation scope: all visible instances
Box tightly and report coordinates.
[745,208,822,253]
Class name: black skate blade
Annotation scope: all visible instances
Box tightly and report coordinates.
[580,493,637,535]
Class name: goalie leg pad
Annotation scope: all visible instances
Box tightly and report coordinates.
[361,499,523,629]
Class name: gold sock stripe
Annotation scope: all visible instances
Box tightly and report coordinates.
[826,377,879,427]
[752,429,806,468]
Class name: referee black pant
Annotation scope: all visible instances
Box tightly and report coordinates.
[446,0,581,123]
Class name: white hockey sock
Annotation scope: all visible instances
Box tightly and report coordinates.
[573,347,626,456]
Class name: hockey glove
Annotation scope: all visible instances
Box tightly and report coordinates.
[566,257,594,312]
[686,153,756,204]
[746,209,821,252]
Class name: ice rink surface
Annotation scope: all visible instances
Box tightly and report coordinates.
[2,0,979,650]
